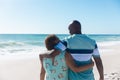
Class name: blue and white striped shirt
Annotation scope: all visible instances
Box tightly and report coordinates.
[63,34,100,61]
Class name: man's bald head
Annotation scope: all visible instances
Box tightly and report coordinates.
[68,20,82,35]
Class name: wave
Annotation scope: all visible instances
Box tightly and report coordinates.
[96,41,120,55]
[0,46,46,55]
[0,41,25,48]
[97,41,120,47]
[0,40,44,48]
[0,40,120,55]
[0,40,45,55]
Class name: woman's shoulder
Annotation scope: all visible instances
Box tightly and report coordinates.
[39,52,51,61]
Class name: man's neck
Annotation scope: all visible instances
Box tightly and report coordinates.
[74,32,82,34]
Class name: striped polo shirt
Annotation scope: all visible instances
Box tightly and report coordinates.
[63,34,100,62]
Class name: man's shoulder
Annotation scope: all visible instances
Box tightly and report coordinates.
[65,34,95,40]
[63,34,96,44]
[83,34,96,42]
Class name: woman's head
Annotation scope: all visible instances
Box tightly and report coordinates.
[45,34,60,50]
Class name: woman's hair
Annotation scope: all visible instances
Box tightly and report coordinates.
[45,34,59,50]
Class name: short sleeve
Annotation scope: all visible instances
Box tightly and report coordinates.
[92,44,100,57]
[61,40,67,47]
[54,41,67,51]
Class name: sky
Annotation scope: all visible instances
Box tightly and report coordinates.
[0,0,120,34]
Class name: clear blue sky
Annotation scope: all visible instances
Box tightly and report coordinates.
[0,0,120,34]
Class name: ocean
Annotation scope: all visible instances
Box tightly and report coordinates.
[0,34,120,55]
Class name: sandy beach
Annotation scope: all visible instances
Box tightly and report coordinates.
[0,42,120,80]
[94,42,120,80]
[0,53,40,80]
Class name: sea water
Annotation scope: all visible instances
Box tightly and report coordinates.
[0,34,120,55]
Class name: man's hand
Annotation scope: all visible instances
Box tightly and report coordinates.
[99,77,104,80]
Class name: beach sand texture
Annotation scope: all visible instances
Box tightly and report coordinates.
[0,42,120,80]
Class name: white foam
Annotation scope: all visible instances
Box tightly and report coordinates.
[97,41,120,47]
[97,41,120,55]
[0,46,46,55]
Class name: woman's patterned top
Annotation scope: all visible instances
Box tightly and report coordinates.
[43,51,68,80]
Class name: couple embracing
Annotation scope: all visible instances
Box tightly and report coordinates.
[40,20,104,80]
